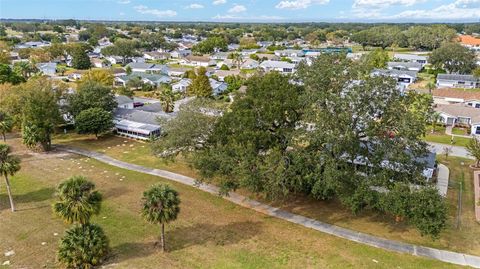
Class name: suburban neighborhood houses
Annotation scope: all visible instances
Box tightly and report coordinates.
[1,11,480,269]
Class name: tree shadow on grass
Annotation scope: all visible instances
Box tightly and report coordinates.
[111,221,263,263]
[168,221,263,251]
[0,187,55,211]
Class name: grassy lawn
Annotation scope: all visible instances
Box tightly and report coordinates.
[424,126,471,147]
[53,133,480,256]
[452,127,469,136]
[0,138,459,268]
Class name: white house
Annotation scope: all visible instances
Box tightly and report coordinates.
[371,69,418,87]
[436,74,479,89]
[181,55,216,67]
[274,49,305,58]
[259,60,296,74]
[114,108,171,140]
[435,103,480,135]
[126,62,167,74]
[35,62,57,76]
[170,49,192,59]
[172,78,192,93]
[387,61,423,72]
[393,53,428,65]
[143,51,170,61]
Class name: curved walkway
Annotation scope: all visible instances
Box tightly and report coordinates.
[57,145,480,268]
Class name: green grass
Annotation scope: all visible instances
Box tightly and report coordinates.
[452,127,469,136]
[54,133,480,256]
[0,138,460,268]
[424,126,471,147]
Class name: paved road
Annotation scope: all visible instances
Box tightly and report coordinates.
[429,142,473,160]
[57,145,480,268]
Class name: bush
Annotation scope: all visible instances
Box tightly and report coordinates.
[58,223,110,268]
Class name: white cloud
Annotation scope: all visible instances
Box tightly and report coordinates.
[213,14,283,20]
[186,3,204,9]
[390,0,480,19]
[117,0,130,4]
[228,4,247,13]
[133,5,177,17]
[275,0,329,10]
[352,0,425,9]
[213,0,227,5]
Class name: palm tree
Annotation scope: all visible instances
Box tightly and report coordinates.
[142,184,181,252]
[430,112,441,133]
[154,85,177,113]
[0,111,13,142]
[58,223,110,269]
[53,176,102,225]
[0,144,21,212]
[230,52,245,70]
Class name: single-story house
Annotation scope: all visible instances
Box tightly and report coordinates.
[436,74,479,89]
[213,69,242,81]
[172,78,192,93]
[240,49,258,56]
[211,52,230,60]
[125,62,167,74]
[113,108,172,140]
[167,67,190,77]
[431,88,480,107]
[106,56,127,65]
[371,69,418,87]
[240,59,259,70]
[116,95,161,109]
[91,58,111,68]
[181,55,216,67]
[36,62,57,76]
[143,51,170,61]
[393,53,428,65]
[170,49,192,59]
[387,61,423,72]
[346,52,366,61]
[171,78,227,95]
[115,72,172,87]
[256,53,280,61]
[458,35,480,52]
[15,41,51,49]
[435,103,480,135]
[259,60,296,74]
[274,49,305,58]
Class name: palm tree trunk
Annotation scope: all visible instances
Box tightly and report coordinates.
[4,175,15,212]
[161,223,165,252]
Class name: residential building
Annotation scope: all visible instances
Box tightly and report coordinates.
[172,78,192,93]
[435,103,480,135]
[126,62,167,73]
[259,60,296,74]
[170,49,192,59]
[436,74,479,89]
[143,51,170,61]
[181,55,216,67]
[115,72,172,87]
[371,69,418,87]
[274,49,305,57]
[458,35,480,52]
[393,53,428,65]
[15,41,51,49]
[113,108,171,140]
[387,61,423,72]
[431,89,480,107]
[36,62,57,76]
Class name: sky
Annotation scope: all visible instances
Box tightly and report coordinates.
[0,0,479,22]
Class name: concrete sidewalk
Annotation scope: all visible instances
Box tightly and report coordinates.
[57,145,480,268]
[437,164,449,197]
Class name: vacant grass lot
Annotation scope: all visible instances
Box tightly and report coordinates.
[54,134,480,257]
[0,138,459,268]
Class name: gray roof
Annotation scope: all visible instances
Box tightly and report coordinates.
[437,74,478,82]
[372,69,418,78]
[115,95,133,106]
[126,62,166,71]
[114,108,172,125]
[393,53,428,61]
[387,61,423,69]
[119,72,171,84]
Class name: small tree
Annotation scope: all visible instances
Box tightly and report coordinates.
[410,187,447,239]
[443,146,452,160]
[142,184,181,252]
[0,144,21,212]
[58,223,109,269]
[53,176,102,225]
[187,67,213,98]
[0,111,13,141]
[125,65,132,75]
[467,137,480,167]
[430,112,441,134]
[154,85,177,113]
[75,108,114,138]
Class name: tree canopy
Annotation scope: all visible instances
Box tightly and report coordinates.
[430,42,477,74]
